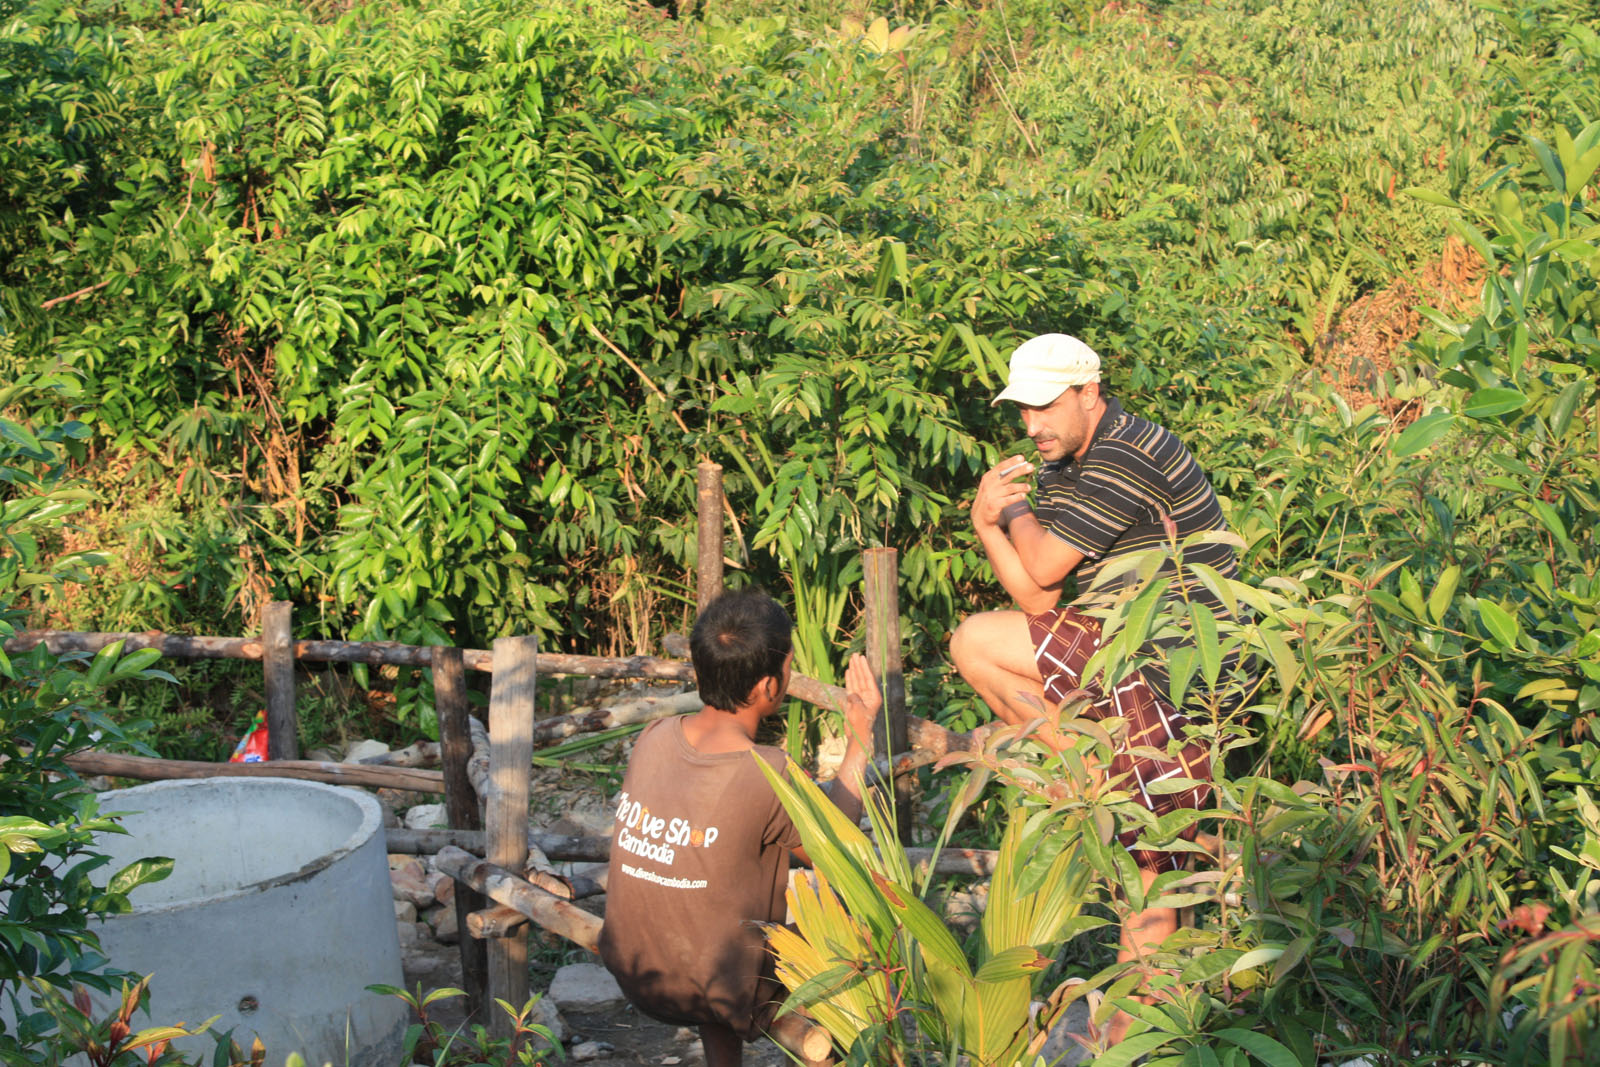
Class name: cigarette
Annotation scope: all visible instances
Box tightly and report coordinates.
[999,461,1029,478]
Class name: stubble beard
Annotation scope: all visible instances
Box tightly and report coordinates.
[1033,427,1081,463]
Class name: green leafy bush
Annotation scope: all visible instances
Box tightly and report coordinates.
[1,369,177,1060]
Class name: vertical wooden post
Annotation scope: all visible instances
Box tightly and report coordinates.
[862,549,911,842]
[434,646,487,1017]
[262,601,298,761]
[696,461,724,612]
[486,636,538,1037]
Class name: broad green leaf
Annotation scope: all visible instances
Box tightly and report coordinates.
[1551,380,1587,439]
[1088,1031,1174,1067]
[1272,936,1312,984]
[1449,218,1497,271]
[108,856,175,896]
[1214,1028,1303,1067]
[1405,187,1463,208]
[1462,387,1527,419]
[972,946,1047,984]
[1192,605,1220,687]
[110,647,164,678]
[1427,565,1460,624]
[1226,945,1285,978]
[1392,411,1456,456]
[85,640,126,687]
[1475,598,1520,649]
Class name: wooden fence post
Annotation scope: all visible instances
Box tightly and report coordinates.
[262,601,298,761]
[862,548,911,842]
[434,646,488,1017]
[486,636,538,1037]
[696,461,725,612]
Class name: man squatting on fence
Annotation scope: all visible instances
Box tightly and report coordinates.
[599,590,881,1067]
[951,333,1242,1047]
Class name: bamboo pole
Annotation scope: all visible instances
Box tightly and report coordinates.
[696,461,724,612]
[862,548,911,841]
[262,602,298,761]
[64,751,444,792]
[485,637,538,1037]
[434,646,488,1016]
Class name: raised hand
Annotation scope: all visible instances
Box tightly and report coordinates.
[841,653,881,752]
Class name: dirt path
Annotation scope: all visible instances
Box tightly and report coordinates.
[399,939,792,1065]
[558,1008,793,1066]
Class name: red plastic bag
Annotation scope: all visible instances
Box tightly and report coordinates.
[229,710,270,763]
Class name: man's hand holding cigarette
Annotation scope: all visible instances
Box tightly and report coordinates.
[972,455,1036,532]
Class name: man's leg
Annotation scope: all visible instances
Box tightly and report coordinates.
[950,610,1051,728]
[1099,675,1210,1047]
[699,1022,742,1067]
[1101,867,1177,1046]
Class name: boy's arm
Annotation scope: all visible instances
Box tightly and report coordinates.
[789,654,880,867]
[827,653,880,827]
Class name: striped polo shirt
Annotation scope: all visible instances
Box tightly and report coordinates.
[1034,396,1240,691]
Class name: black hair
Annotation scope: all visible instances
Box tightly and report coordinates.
[690,590,793,711]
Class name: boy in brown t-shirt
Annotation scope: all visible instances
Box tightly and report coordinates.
[598,590,879,1066]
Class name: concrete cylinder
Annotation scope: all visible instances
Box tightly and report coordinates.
[90,777,407,1066]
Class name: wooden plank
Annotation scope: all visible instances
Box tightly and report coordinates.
[64,751,444,792]
[862,548,911,841]
[696,461,724,612]
[262,602,298,761]
[434,646,487,1017]
[485,636,538,1035]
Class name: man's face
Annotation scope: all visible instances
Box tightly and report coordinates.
[1018,385,1093,462]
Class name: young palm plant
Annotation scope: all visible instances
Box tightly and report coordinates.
[758,760,1106,1063]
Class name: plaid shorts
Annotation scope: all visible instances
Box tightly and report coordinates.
[1027,607,1211,873]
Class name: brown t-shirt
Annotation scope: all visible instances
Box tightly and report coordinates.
[598,717,802,1037]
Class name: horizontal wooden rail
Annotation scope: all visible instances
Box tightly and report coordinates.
[65,750,445,792]
[392,827,1000,878]
[435,846,603,954]
[6,629,843,710]
[388,827,611,862]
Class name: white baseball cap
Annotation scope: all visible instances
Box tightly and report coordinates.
[991,333,1101,406]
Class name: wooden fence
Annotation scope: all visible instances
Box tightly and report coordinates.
[2,462,972,1055]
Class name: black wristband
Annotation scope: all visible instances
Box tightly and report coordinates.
[998,500,1033,533]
